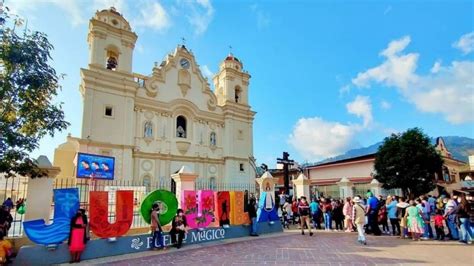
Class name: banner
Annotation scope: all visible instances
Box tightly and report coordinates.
[76,152,115,180]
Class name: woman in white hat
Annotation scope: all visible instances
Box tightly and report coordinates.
[352,196,367,245]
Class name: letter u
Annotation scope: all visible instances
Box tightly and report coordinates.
[89,190,133,238]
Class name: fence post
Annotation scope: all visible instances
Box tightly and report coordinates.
[370,178,383,196]
[292,173,311,200]
[171,166,198,209]
[24,156,61,222]
[337,177,354,199]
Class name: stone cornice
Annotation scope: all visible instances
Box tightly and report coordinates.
[133,151,225,164]
[80,67,138,97]
[71,137,135,150]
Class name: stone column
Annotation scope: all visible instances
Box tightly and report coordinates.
[24,156,61,222]
[171,166,198,208]
[292,173,310,199]
[337,177,354,199]
[370,178,382,196]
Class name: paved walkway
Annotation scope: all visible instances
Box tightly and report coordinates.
[75,231,473,266]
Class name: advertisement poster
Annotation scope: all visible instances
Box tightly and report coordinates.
[76,152,115,180]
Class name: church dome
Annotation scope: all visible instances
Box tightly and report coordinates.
[94,7,132,31]
[225,54,240,62]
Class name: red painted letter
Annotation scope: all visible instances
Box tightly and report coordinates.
[89,190,133,238]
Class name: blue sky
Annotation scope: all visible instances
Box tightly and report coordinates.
[8,0,474,167]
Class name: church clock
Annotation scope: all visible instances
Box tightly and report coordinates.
[180,58,190,69]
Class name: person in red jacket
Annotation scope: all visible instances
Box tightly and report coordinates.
[291,199,299,225]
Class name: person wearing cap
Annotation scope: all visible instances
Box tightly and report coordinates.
[352,196,367,245]
[298,196,313,236]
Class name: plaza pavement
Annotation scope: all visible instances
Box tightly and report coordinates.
[65,230,473,266]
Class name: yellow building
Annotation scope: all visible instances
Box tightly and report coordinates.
[54,8,256,185]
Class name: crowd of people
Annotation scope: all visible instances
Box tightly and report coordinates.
[279,191,474,245]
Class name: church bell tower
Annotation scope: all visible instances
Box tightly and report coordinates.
[213,54,251,106]
[87,7,137,73]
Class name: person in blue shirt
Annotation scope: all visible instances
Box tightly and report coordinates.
[309,198,321,229]
[366,191,381,235]
[387,196,400,236]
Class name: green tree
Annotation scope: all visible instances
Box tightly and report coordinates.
[0,5,69,178]
[374,128,443,198]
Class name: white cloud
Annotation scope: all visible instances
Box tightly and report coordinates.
[339,84,351,95]
[134,0,171,31]
[250,4,270,30]
[289,95,372,160]
[200,65,213,80]
[430,60,442,73]
[8,0,85,26]
[7,0,215,35]
[383,5,392,15]
[411,61,474,124]
[288,117,359,160]
[92,0,126,12]
[179,0,214,35]
[453,32,474,54]
[352,35,474,124]
[352,36,418,90]
[380,100,391,110]
[346,95,373,127]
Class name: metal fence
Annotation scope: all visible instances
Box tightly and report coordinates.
[313,185,340,199]
[353,183,372,197]
[0,175,28,237]
[1,176,256,238]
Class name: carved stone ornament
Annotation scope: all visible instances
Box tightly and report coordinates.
[144,79,159,97]
[207,97,216,111]
[141,160,153,171]
[176,140,191,155]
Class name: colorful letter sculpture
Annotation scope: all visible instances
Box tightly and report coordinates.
[216,191,230,226]
[89,190,133,238]
[23,188,79,245]
[22,186,277,246]
[256,191,279,222]
[182,190,214,229]
[229,191,250,225]
[140,189,178,226]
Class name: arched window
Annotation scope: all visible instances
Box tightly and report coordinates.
[235,86,242,103]
[210,177,216,190]
[210,132,216,146]
[143,175,151,193]
[144,121,153,138]
[176,115,187,138]
[106,50,119,70]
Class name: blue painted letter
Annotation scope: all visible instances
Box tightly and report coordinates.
[23,188,80,245]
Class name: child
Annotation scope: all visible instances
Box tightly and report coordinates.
[434,209,445,241]
[150,203,165,250]
[0,232,12,265]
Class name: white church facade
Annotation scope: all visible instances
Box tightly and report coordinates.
[53,8,256,186]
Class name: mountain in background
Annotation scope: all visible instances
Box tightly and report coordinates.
[310,136,474,165]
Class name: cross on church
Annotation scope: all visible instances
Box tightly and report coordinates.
[181,37,186,46]
[228,45,233,54]
[277,152,294,196]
